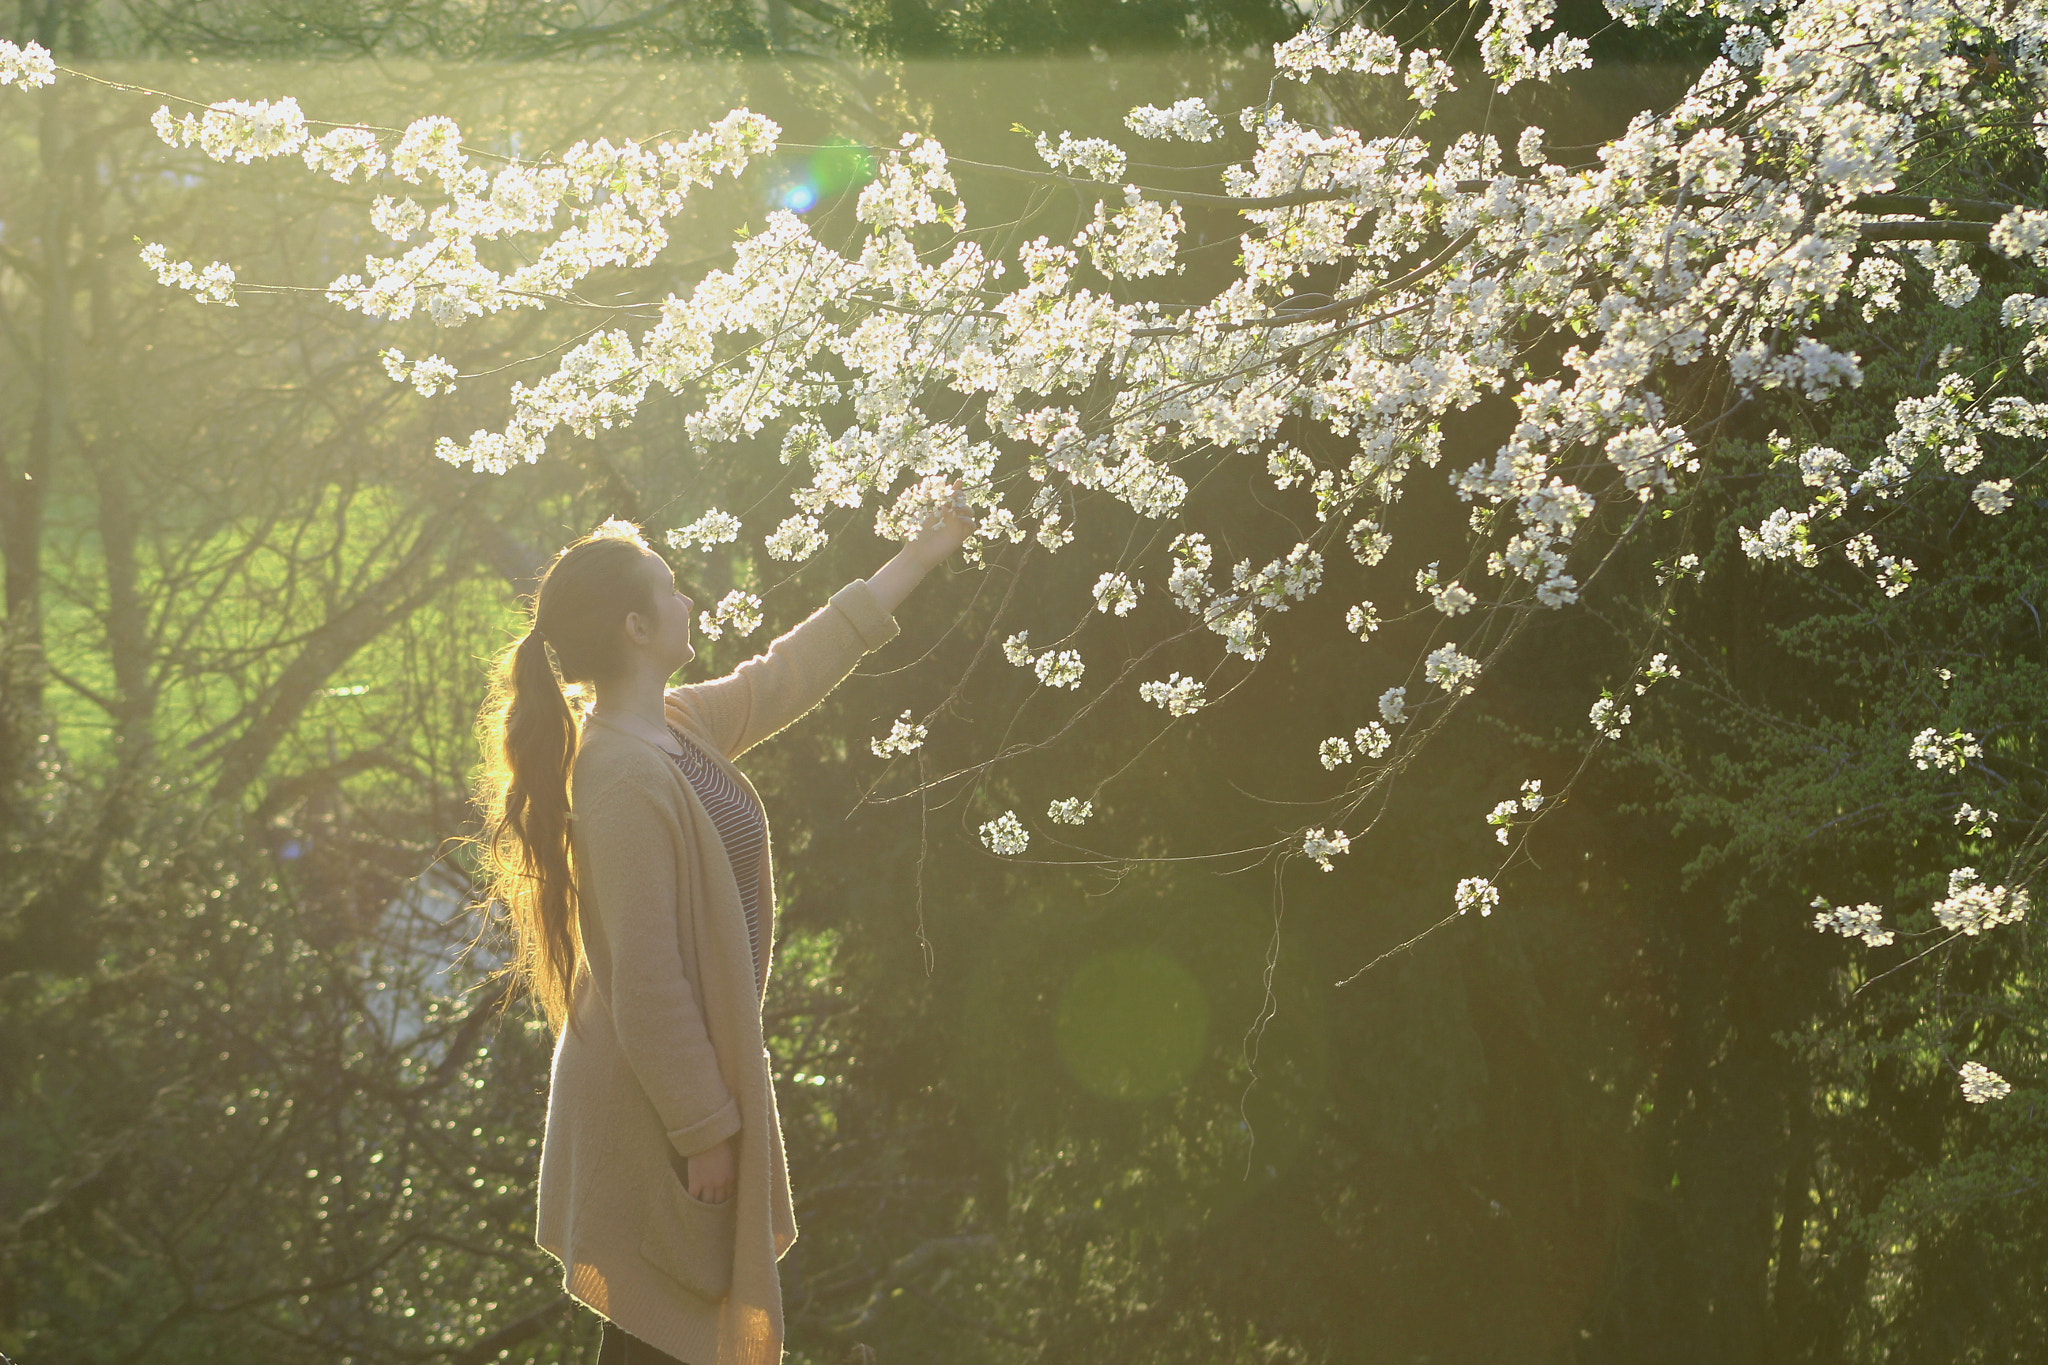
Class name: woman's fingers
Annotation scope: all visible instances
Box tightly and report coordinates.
[687,1135,737,1201]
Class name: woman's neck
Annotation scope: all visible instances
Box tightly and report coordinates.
[590,698,680,754]
[590,665,674,741]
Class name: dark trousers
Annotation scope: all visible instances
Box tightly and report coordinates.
[596,1317,694,1365]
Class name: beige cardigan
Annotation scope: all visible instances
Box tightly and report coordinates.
[536,580,899,1365]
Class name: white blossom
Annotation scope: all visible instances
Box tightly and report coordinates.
[1989,207,2048,263]
[1431,581,1479,616]
[765,515,827,562]
[302,126,384,181]
[668,510,743,552]
[1268,446,1314,490]
[1909,728,1980,773]
[1379,687,1408,726]
[1739,508,1818,567]
[381,349,458,397]
[871,710,928,758]
[1931,867,2028,937]
[1932,264,1980,308]
[1344,602,1380,640]
[1722,25,1767,65]
[1124,98,1221,143]
[138,243,237,307]
[696,589,763,641]
[1273,24,1402,78]
[980,811,1030,856]
[1811,895,1894,947]
[1634,652,1681,694]
[1091,572,1140,616]
[389,114,467,186]
[153,96,310,164]
[1034,131,1126,182]
[1959,1061,2012,1104]
[1353,723,1393,759]
[1404,48,1458,109]
[1034,649,1086,689]
[1590,696,1631,740]
[371,195,427,242]
[1047,797,1093,824]
[1302,827,1351,871]
[1347,519,1391,567]
[0,37,56,89]
[1972,479,2014,515]
[1139,673,1206,716]
[1487,778,1545,843]
[1656,554,1702,587]
[1424,644,1480,696]
[1954,804,1998,838]
[1455,876,1500,916]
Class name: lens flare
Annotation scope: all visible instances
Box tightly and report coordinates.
[760,138,873,215]
[1055,947,1209,1101]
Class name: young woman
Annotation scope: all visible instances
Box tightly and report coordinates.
[473,506,972,1365]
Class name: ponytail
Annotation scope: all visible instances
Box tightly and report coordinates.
[468,521,657,1034]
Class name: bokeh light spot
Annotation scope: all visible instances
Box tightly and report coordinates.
[1055,946,1209,1101]
[809,138,873,197]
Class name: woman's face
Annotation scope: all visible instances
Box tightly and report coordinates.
[627,549,695,675]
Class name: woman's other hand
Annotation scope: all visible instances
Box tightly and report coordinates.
[687,1135,736,1203]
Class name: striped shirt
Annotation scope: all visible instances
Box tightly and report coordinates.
[664,723,768,994]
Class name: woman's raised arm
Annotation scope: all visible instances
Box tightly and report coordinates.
[667,505,974,759]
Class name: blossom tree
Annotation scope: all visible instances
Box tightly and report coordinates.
[5,0,2042,1107]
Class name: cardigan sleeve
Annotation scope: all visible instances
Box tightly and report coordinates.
[665,579,899,761]
[575,772,743,1159]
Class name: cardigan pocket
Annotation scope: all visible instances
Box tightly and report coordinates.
[641,1165,737,1301]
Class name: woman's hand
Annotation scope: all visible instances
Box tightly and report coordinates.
[907,497,976,569]
[687,1136,736,1203]
[865,491,978,616]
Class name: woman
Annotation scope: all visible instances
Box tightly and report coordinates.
[472,505,972,1365]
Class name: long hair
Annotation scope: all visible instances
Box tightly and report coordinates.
[469,517,658,1035]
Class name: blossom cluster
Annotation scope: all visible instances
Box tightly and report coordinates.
[1124,98,1222,143]
[0,37,54,89]
[980,811,1029,856]
[1302,827,1351,871]
[18,0,2040,994]
[1959,1061,2012,1104]
[1319,724,1394,770]
[1811,896,1894,948]
[668,510,742,552]
[1138,673,1206,716]
[1909,728,1981,774]
[1047,797,1093,825]
[871,711,927,758]
[1954,804,1998,839]
[1455,877,1500,917]
[1486,780,1544,845]
[696,590,763,641]
[140,243,237,306]
[1932,868,2029,937]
